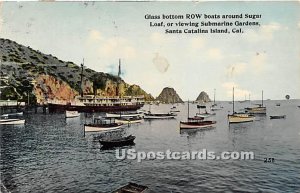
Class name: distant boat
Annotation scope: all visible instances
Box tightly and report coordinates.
[245,90,266,114]
[228,87,255,124]
[65,110,80,118]
[180,101,216,129]
[111,182,149,193]
[105,111,143,118]
[276,103,281,106]
[84,117,123,133]
[196,105,215,118]
[1,112,23,117]
[270,115,286,119]
[115,117,143,124]
[144,112,176,119]
[0,118,25,125]
[99,135,135,148]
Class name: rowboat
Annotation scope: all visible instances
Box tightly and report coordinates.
[105,111,143,118]
[111,182,149,193]
[270,115,286,119]
[144,112,176,119]
[99,135,135,147]
[115,117,143,124]
[65,110,80,118]
[1,112,23,117]
[180,120,216,129]
[228,87,255,124]
[84,117,123,133]
[180,101,216,129]
[0,118,25,125]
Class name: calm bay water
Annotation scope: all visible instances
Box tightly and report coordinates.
[1,100,300,193]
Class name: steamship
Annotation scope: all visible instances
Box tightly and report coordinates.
[48,59,145,113]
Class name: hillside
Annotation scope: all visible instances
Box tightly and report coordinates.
[0,38,154,104]
[156,87,183,103]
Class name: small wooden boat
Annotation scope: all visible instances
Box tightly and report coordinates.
[144,112,176,119]
[115,117,143,124]
[1,112,23,117]
[270,115,286,119]
[245,90,267,114]
[65,110,80,118]
[180,120,216,129]
[99,135,135,148]
[228,87,255,124]
[196,105,215,118]
[112,182,149,193]
[180,101,216,129]
[84,117,123,133]
[106,111,143,118]
[0,118,25,125]
[228,113,255,123]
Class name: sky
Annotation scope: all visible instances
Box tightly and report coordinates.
[0,1,299,101]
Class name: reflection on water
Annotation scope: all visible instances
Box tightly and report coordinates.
[1,100,300,192]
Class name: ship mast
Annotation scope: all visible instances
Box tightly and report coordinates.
[232,87,235,114]
[261,90,264,107]
[80,58,84,97]
[116,59,121,97]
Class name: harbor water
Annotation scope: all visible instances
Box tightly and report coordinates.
[1,100,300,192]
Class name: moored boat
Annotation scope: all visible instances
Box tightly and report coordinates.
[99,135,135,147]
[245,90,266,114]
[270,115,286,119]
[0,118,25,125]
[180,101,216,129]
[228,113,255,123]
[228,87,255,124]
[144,112,176,119]
[106,111,143,118]
[115,117,143,124]
[111,182,150,193]
[84,117,123,133]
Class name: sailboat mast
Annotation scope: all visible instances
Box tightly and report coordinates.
[187,100,190,120]
[232,87,235,114]
[80,58,84,97]
[214,88,216,105]
[262,90,264,107]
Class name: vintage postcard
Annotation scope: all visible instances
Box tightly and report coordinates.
[0,1,299,192]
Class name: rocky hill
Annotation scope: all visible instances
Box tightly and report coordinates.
[156,87,183,103]
[0,38,153,104]
[195,91,211,103]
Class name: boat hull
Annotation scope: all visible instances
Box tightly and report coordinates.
[180,121,216,129]
[48,103,144,113]
[0,119,25,125]
[84,124,123,132]
[245,107,266,114]
[144,114,175,119]
[228,114,255,123]
[99,136,136,148]
[105,112,142,118]
[115,118,143,124]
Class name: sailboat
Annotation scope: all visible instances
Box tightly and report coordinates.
[211,89,223,111]
[180,101,216,129]
[245,90,266,114]
[195,105,215,118]
[228,87,255,124]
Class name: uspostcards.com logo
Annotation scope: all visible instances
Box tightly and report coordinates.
[116,149,255,162]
